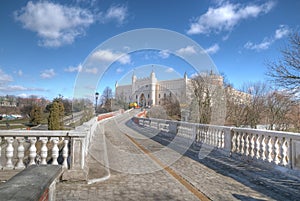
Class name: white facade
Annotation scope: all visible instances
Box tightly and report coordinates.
[115,71,190,107]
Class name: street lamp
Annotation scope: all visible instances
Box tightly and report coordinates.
[95,92,99,114]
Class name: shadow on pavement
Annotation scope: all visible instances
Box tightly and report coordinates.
[126,119,300,201]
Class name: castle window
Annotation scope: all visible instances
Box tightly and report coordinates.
[164,93,166,98]
[148,94,150,98]
[159,94,161,98]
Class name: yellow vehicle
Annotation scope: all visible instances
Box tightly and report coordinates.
[129,102,138,109]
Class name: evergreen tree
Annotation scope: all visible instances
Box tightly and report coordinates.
[29,105,42,125]
[48,98,65,130]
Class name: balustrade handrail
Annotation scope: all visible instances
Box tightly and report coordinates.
[134,116,300,171]
[0,130,86,138]
[138,117,300,138]
[231,127,300,139]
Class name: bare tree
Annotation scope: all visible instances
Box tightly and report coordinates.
[114,91,128,110]
[190,73,225,125]
[265,91,293,131]
[100,87,113,112]
[289,100,300,132]
[161,93,181,120]
[267,32,300,93]
[241,82,269,129]
[225,86,249,127]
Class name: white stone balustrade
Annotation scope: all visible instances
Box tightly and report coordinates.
[0,130,86,172]
[134,117,300,171]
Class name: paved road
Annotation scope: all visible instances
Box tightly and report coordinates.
[56,113,300,201]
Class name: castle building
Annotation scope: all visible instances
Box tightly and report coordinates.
[115,70,191,107]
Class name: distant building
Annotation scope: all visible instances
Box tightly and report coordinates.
[0,96,17,107]
[115,70,225,107]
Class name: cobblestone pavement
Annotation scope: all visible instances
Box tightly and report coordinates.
[56,113,300,201]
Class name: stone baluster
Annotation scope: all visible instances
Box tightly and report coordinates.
[199,129,203,143]
[212,129,219,147]
[51,138,59,165]
[211,129,214,145]
[208,128,212,145]
[245,133,250,156]
[261,135,267,161]
[217,130,221,148]
[62,139,69,169]
[211,129,215,146]
[250,134,255,158]
[255,135,261,160]
[240,133,245,155]
[5,137,14,169]
[29,137,37,165]
[206,128,212,144]
[236,132,241,153]
[15,137,25,169]
[267,136,274,163]
[274,137,280,164]
[231,131,237,153]
[205,128,209,144]
[281,137,289,166]
[40,137,48,165]
[195,127,199,144]
[221,130,225,148]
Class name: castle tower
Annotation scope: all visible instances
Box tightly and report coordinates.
[150,70,157,105]
[132,72,137,93]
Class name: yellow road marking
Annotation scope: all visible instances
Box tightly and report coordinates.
[125,134,211,201]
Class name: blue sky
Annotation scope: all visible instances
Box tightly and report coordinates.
[0,0,299,100]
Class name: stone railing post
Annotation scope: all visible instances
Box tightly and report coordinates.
[223,127,232,156]
[62,132,87,181]
[291,139,300,170]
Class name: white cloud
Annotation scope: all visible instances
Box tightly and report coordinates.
[275,25,290,39]
[118,54,131,64]
[0,85,46,92]
[104,4,128,25]
[0,69,13,83]
[91,49,131,64]
[244,39,272,51]
[176,46,197,56]
[14,1,95,47]
[116,68,124,73]
[165,68,174,73]
[18,70,23,76]
[85,67,98,74]
[40,68,56,79]
[244,25,290,51]
[64,64,83,72]
[187,1,275,35]
[14,69,23,76]
[205,44,220,54]
[159,50,170,59]
[64,64,99,74]
[18,93,29,98]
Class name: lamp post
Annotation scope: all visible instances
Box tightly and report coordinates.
[95,92,99,114]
